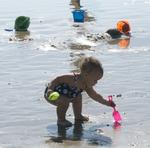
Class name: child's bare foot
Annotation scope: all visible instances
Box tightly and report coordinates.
[75,115,89,123]
[57,120,72,127]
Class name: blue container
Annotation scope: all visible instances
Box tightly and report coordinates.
[72,9,85,23]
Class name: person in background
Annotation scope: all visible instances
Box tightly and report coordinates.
[70,0,81,9]
[106,20,131,38]
[86,20,131,41]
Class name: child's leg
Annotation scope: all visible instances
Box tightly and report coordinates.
[56,97,72,127]
[72,97,89,123]
[57,98,69,122]
[72,97,82,119]
[44,88,72,127]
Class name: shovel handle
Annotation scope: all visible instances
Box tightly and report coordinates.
[108,95,116,110]
[108,95,113,101]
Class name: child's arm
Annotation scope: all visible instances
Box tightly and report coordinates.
[85,87,116,107]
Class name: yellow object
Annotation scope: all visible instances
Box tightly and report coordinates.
[117,20,130,34]
[48,92,60,101]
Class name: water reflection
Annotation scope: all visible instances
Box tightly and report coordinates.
[46,122,83,144]
[113,121,122,129]
[46,122,112,147]
[57,122,83,141]
[69,43,91,50]
[108,38,130,49]
[73,122,84,140]
[9,31,33,42]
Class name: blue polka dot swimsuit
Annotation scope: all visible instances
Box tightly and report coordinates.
[44,73,83,101]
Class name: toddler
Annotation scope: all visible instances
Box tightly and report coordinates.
[44,56,115,127]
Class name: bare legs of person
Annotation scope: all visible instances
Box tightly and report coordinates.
[56,96,89,127]
[72,97,89,123]
[56,97,72,127]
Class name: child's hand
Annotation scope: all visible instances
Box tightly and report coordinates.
[108,100,116,107]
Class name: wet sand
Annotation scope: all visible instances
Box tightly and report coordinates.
[0,0,150,147]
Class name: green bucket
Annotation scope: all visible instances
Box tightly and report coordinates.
[15,16,30,31]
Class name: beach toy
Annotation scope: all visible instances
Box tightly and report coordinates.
[14,16,30,31]
[117,20,130,34]
[108,95,122,122]
[48,92,60,101]
[113,121,121,129]
[72,9,85,22]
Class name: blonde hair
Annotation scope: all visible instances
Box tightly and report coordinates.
[80,56,103,75]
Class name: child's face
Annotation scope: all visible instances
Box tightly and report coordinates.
[85,70,102,87]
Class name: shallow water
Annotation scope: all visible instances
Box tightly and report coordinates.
[0,0,150,148]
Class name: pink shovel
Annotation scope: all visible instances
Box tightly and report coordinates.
[108,95,122,122]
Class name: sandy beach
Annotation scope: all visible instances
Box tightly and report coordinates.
[0,0,150,147]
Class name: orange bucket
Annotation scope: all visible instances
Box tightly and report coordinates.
[117,20,130,34]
